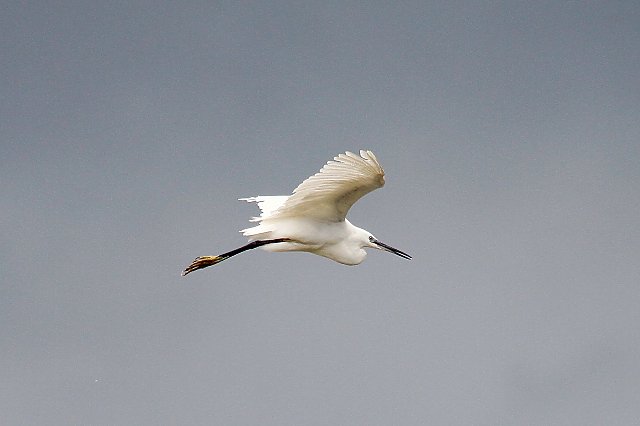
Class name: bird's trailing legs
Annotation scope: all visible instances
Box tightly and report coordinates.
[182,238,291,276]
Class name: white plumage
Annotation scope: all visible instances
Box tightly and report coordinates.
[182,150,410,275]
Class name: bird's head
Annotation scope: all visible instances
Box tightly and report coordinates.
[362,232,412,261]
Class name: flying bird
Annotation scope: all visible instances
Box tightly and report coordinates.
[182,150,411,276]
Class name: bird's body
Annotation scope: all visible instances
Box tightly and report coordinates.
[245,216,370,265]
[182,150,411,276]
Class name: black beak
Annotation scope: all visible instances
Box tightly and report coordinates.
[372,239,412,260]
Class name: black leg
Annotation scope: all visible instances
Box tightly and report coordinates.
[182,238,291,276]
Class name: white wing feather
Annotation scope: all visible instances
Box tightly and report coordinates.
[240,150,385,238]
[272,150,385,222]
[238,196,288,222]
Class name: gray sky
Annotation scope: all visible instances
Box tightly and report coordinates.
[2,1,640,424]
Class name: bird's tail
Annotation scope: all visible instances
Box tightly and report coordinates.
[182,255,228,276]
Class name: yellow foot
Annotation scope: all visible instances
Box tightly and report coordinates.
[182,255,226,276]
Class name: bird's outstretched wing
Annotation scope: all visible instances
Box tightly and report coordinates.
[271,150,385,222]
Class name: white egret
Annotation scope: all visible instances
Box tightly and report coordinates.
[182,150,411,276]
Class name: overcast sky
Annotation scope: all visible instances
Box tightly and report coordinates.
[2,1,640,425]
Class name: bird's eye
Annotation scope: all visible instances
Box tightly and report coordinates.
[369,236,374,242]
